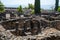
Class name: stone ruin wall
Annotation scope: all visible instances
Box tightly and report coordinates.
[0,16,60,40]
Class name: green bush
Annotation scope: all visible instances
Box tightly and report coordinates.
[0,1,5,13]
[31,10,34,14]
[58,7,60,12]
[17,5,23,13]
[28,4,34,9]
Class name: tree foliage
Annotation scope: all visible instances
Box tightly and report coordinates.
[17,5,23,13]
[55,0,59,11]
[57,6,60,12]
[0,1,4,13]
[31,10,34,14]
[34,0,41,15]
[28,4,34,9]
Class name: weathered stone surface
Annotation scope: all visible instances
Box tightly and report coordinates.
[53,20,60,30]
[0,16,60,40]
[36,28,60,40]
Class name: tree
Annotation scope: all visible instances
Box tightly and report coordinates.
[55,0,59,11]
[0,1,5,13]
[28,4,34,9]
[17,5,23,13]
[34,0,41,15]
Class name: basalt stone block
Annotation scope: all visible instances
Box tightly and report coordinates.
[10,20,27,36]
[44,16,55,21]
[1,22,10,30]
[40,20,49,28]
[54,20,60,30]
[50,21,56,28]
[2,22,16,30]
[30,20,41,35]
[10,30,26,36]
[24,20,31,31]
